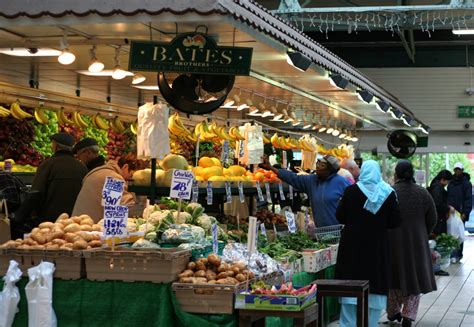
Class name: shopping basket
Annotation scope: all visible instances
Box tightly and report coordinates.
[314,224,343,244]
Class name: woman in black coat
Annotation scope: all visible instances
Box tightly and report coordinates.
[428,170,453,236]
[335,160,401,327]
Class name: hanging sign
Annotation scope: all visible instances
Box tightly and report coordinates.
[265,182,272,204]
[191,179,199,203]
[221,140,230,162]
[169,169,194,200]
[278,183,286,201]
[260,223,268,240]
[129,33,253,75]
[225,181,232,203]
[212,223,218,254]
[256,181,264,202]
[458,105,474,118]
[288,185,294,200]
[103,205,129,239]
[101,177,125,206]
[207,181,213,205]
[285,211,297,233]
[238,181,245,203]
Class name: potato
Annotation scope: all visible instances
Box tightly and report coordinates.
[39,222,55,229]
[235,262,246,271]
[56,213,69,221]
[217,264,226,273]
[60,244,73,250]
[91,233,101,241]
[72,239,88,250]
[231,266,240,275]
[197,258,208,266]
[31,227,40,234]
[207,254,221,267]
[195,261,206,271]
[205,270,217,281]
[18,244,30,249]
[0,240,17,249]
[92,224,102,232]
[88,240,102,248]
[24,238,37,246]
[187,262,196,271]
[47,231,64,242]
[30,245,45,250]
[76,232,92,242]
[52,239,67,246]
[15,238,23,242]
[179,270,194,278]
[192,278,208,284]
[71,216,83,224]
[80,225,92,232]
[235,274,246,282]
[53,223,64,230]
[80,217,94,226]
[207,280,217,284]
[61,219,74,226]
[217,272,228,279]
[64,223,81,233]
[194,270,206,278]
[180,277,194,283]
[216,279,230,284]
[227,278,239,285]
[64,233,80,243]
[226,270,235,277]
[46,244,60,250]
[31,233,46,245]
[248,271,255,279]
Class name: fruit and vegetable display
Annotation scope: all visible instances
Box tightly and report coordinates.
[177,253,255,285]
[32,108,59,157]
[250,281,316,296]
[0,213,103,250]
[259,232,328,262]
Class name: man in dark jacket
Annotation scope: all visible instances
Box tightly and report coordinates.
[31,132,87,222]
[73,137,105,171]
[428,170,453,236]
[447,162,472,262]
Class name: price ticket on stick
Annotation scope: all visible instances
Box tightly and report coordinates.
[256,181,264,202]
[101,177,125,206]
[288,185,294,200]
[207,181,213,205]
[260,223,267,240]
[238,181,245,203]
[285,211,297,233]
[282,151,287,168]
[103,205,129,239]
[225,181,232,203]
[169,169,194,200]
[278,183,286,201]
[191,179,199,203]
[264,182,272,204]
[212,223,218,254]
[221,140,230,163]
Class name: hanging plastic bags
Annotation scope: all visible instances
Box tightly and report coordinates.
[0,260,22,327]
[137,102,170,160]
[447,210,466,243]
[25,262,56,327]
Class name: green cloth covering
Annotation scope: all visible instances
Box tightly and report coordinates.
[2,267,338,327]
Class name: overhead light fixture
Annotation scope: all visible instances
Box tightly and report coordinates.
[132,74,146,85]
[375,100,390,113]
[283,115,293,123]
[401,114,414,126]
[329,74,349,89]
[286,51,312,72]
[132,85,159,90]
[223,99,235,107]
[351,136,359,142]
[249,106,259,115]
[357,90,374,104]
[248,111,263,117]
[112,46,128,80]
[326,127,334,134]
[0,48,61,57]
[58,32,75,65]
[237,104,249,111]
[303,121,312,129]
[292,120,301,126]
[332,128,340,137]
[420,124,431,134]
[77,70,134,77]
[318,126,327,133]
[88,45,104,73]
[452,29,474,35]
[339,129,347,139]
[389,108,403,120]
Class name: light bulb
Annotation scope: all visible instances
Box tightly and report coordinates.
[224,99,235,107]
[352,137,359,142]
[112,65,127,80]
[292,120,301,126]
[132,74,146,85]
[326,127,334,134]
[318,126,327,133]
[58,49,75,65]
[332,129,340,136]
[284,116,293,123]
[88,59,104,73]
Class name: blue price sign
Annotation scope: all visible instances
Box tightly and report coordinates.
[238,181,245,203]
[225,181,232,203]
[191,179,199,203]
[265,182,272,204]
[212,223,218,254]
[285,211,297,233]
[256,181,264,202]
[103,205,128,239]
[260,223,267,240]
[101,177,125,206]
[169,169,194,200]
[221,140,230,162]
[288,185,294,200]
[207,181,213,205]
[278,183,285,200]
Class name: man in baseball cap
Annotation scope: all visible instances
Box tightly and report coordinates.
[73,137,105,171]
[30,132,87,222]
[447,161,472,263]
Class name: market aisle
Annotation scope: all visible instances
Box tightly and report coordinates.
[328,234,474,327]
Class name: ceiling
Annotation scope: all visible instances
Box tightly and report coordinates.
[0,4,420,135]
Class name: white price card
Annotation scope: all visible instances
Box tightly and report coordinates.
[265,182,272,204]
[207,181,213,205]
[260,223,267,240]
[285,211,297,233]
[238,181,245,203]
[103,205,129,239]
[278,183,285,201]
[221,140,230,163]
[101,177,125,206]
[256,181,264,202]
[225,181,232,203]
[239,140,245,158]
[191,179,199,203]
[169,169,194,200]
[212,223,218,254]
[288,185,294,200]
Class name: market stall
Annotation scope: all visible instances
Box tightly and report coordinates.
[0,0,432,326]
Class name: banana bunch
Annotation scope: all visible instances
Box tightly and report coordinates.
[110,116,126,134]
[72,111,88,129]
[130,121,138,135]
[169,113,191,137]
[228,126,245,141]
[92,114,109,130]
[263,134,271,144]
[194,121,217,141]
[209,122,233,141]
[0,105,10,118]
[56,108,74,126]
[10,102,33,120]
[299,135,318,152]
[270,133,298,150]
[34,106,49,124]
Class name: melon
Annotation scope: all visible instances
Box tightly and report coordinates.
[132,169,152,186]
[157,169,174,187]
[198,156,215,168]
[202,166,223,180]
[160,154,188,171]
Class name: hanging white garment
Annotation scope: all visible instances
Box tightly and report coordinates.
[137,102,170,160]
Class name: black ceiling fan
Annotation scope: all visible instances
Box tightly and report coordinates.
[387,129,417,159]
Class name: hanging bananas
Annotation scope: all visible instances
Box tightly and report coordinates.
[94,113,109,130]
[130,121,138,135]
[56,108,74,126]
[34,106,49,124]
[110,116,126,133]
[72,111,88,129]
[0,105,11,118]
[10,102,32,120]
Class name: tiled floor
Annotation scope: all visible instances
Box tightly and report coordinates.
[328,233,474,327]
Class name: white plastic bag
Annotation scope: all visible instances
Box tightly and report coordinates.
[0,260,22,327]
[137,102,170,160]
[447,210,465,243]
[25,262,56,327]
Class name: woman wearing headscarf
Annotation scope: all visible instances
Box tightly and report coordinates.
[335,160,401,327]
[387,161,437,327]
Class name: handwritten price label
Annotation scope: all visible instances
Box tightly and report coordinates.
[170,169,194,200]
[191,179,199,203]
[101,177,125,206]
[265,182,272,204]
[103,205,128,239]
[278,183,285,200]
[207,181,213,205]
[225,181,232,203]
[285,211,297,233]
[256,181,264,202]
[212,223,218,254]
[238,181,245,203]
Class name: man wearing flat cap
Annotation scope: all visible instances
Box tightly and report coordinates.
[31,132,88,222]
[73,137,105,171]
[261,154,350,227]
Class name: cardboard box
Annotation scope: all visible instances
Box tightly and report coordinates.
[330,244,339,265]
[302,249,325,273]
[84,248,190,283]
[234,287,317,311]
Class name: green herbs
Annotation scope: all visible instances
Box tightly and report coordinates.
[259,232,328,262]
[279,232,327,252]
[435,233,460,252]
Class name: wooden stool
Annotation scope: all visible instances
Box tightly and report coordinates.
[313,279,369,327]
[238,302,318,327]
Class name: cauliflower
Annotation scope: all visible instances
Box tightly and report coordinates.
[127,222,138,233]
[185,202,202,213]
[196,214,217,232]
[142,204,160,219]
[148,210,171,225]
[172,211,192,224]
[139,223,156,233]
[145,231,158,242]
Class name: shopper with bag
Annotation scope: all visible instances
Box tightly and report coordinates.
[387,161,437,327]
[335,160,401,327]
[447,162,472,262]
[428,170,453,236]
